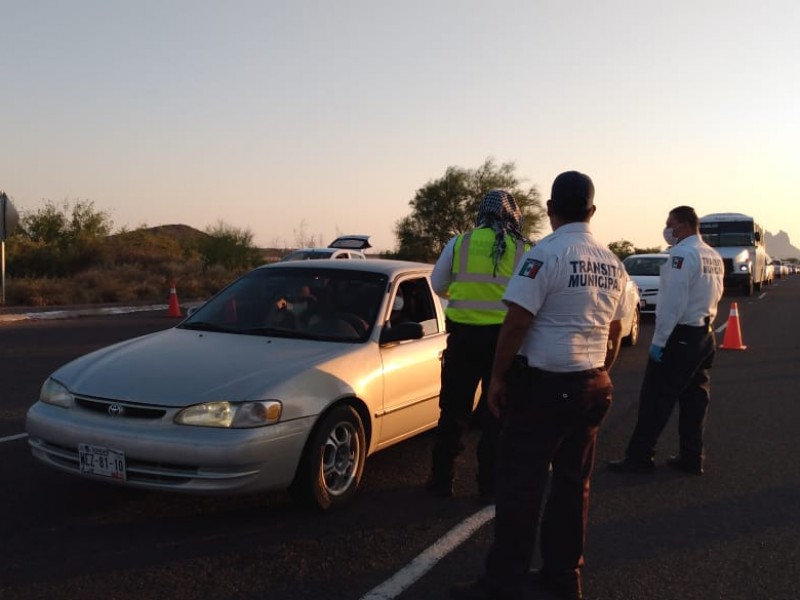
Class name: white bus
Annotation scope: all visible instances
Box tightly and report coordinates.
[699,213,768,296]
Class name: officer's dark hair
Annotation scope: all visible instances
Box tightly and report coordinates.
[670,206,699,230]
[550,171,595,222]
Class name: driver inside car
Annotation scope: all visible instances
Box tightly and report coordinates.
[266,284,319,329]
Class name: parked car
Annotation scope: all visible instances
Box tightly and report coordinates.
[622,253,669,314]
[764,256,775,285]
[26,259,451,510]
[280,234,371,261]
[621,278,641,346]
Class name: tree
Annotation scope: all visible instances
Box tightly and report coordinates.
[608,240,664,261]
[393,158,546,262]
[200,220,262,271]
[21,199,113,243]
[608,240,635,260]
[8,199,114,276]
[634,245,664,255]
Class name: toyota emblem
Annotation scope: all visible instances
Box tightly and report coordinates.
[108,403,124,417]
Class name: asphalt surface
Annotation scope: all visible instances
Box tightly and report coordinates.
[1,278,799,599]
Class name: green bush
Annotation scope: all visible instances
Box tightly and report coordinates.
[2,209,260,307]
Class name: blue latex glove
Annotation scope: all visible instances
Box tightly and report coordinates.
[649,344,664,363]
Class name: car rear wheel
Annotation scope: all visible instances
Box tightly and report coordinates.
[292,404,366,510]
[622,306,640,346]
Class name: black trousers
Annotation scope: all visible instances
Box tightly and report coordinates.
[626,325,715,463]
[430,320,501,493]
[484,365,613,597]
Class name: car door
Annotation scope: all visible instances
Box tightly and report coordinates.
[376,276,447,449]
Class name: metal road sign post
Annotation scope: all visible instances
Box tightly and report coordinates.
[1,192,20,305]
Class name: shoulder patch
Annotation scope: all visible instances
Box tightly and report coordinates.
[672,256,684,269]
[519,258,544,279]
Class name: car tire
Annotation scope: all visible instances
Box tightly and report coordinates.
[622,306,640,347]
[742,278,754,297]
[292,404,366,511]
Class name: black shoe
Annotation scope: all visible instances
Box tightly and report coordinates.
[450,579,514,600]
[425,477,453,497]
[666,455,703,475]
[606,457,655,474]
[529,569,584,600]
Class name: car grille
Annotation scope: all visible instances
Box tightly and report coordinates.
[75,396,167,420]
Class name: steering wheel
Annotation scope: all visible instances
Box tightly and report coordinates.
[334,313,369,337]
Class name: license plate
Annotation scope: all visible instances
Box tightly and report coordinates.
[79,444,127,481]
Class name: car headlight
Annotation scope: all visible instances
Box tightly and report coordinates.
[39,378,75,408]
[174,401,282,428]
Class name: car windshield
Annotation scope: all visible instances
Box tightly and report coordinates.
[623,256,668,276]
[179,267,388,342]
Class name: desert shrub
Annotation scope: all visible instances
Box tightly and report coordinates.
[104,229,188,267]
[2,214,261,307]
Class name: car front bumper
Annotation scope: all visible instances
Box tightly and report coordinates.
[26,401,315,494]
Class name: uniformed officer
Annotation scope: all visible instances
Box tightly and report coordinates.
[428,189,531,504]
[608,205,724,476]
[451,171,632,600]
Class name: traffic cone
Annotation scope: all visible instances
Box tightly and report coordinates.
[719,302,746,350]
[167,281,182,317]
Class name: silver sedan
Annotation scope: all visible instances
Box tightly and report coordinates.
[27,260,447,510]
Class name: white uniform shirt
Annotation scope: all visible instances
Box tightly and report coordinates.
[653,234,724,347]
[431,236,458,297]
[503,222,632,372]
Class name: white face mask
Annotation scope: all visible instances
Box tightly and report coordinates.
[392,295,405,312]
[663,226,679,247]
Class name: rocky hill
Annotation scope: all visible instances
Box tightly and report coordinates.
[765,231,800,260]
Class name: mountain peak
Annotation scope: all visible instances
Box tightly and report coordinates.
[765,230,800,260]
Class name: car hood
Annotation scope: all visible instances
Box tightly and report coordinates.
[51,328,361,407]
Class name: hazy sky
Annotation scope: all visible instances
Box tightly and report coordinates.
[2,1,798,254]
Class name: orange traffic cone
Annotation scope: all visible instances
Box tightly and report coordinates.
[167,281,182,317]
[719,302,746,350]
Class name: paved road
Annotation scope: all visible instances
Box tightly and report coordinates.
[1,279,798,599]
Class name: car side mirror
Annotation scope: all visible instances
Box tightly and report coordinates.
[379,321,424,344]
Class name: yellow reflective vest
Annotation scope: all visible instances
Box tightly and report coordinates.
[445,228,529,325]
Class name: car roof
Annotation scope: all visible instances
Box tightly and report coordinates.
[624,253,669,259]
[259,258,433,277]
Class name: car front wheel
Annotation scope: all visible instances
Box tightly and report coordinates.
[622,306,640,346]
[293,404,366,510]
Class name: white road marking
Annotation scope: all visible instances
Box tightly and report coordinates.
[0,433,28,443]
[715,322,728,334]
[359,504,495,600]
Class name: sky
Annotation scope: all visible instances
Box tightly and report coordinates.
[2,1,799,255]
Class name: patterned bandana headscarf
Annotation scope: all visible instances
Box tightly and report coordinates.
[475,189,528,275]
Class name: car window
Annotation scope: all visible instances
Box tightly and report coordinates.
[624,256,668,276]
[182,267,388,342]
[388,277,440,336]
